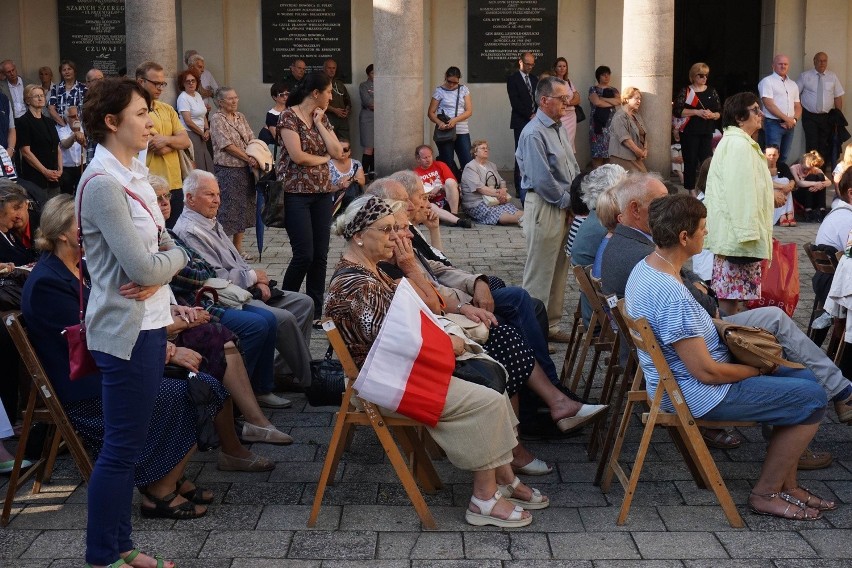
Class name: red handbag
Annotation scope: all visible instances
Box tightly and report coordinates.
[745,239,800,317]
[65,175,101,381]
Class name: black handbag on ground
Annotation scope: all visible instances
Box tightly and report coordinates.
[453,357,506,393]
[257,171,286,228]
[306,345,346,407]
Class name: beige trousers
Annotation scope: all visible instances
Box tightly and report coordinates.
[521,192,571,331]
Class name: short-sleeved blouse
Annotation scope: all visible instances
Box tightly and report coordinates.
[324,259,396,366]
[460,160,504,211]
[210,110,253,167]
[329,158,363,189]
[625,259,731,417]
[176,91,207,131]
[432,85,470,135]
[275,107,334,194]
[49,81,86,117]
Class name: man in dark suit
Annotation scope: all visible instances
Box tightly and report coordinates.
[506,52,538,203]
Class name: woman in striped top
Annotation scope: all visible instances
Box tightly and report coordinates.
[625,194,833,522]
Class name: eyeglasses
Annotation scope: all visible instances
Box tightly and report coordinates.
[184,79,197,84]
[341,147,351,152]
[223,96,239,101]
[748,107,763,115]
[275,92,287,98]
[696,74,708,79]
[365,224,402,234]
[143,78,168,90]
[543,95,572,104]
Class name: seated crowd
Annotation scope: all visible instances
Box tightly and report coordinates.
[0,54,851,568]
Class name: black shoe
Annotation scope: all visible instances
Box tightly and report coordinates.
[455,218,473,228]
[518,416,585,441]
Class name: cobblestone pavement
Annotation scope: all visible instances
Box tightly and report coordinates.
[2,210,851,568]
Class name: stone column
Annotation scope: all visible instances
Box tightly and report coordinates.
[621,0,674,175]
[125,0,179,105]
[374,0,424,175]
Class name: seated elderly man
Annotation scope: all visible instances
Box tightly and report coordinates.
[601,172,852,467]
[384,171,592,443]
[173,170,314,402]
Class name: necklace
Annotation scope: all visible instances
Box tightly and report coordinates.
[653,250,677,272]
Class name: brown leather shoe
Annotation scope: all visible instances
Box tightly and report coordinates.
[548,330,572,343]
[798,447,833,470]
[834,391,852,423]
[217,451,275,472]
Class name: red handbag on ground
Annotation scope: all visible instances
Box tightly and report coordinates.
[745,239,800,317]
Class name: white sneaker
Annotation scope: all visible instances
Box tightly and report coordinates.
[255,392,292,409]
[812,312,833,330]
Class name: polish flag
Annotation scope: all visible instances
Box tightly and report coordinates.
[354,278,455,427]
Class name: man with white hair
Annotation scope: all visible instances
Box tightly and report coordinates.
[173,170,314,404]
[187,53,219,103]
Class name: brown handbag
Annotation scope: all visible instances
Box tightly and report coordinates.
[712,319,804,375]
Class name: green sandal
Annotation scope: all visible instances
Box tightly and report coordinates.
[176,476,214,505]
[84,560,126,568]
[122,549,176,568]
[139,489,207,520]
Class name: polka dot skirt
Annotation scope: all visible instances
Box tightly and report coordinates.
[484,324,535,396]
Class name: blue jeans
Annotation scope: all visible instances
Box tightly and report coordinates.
[700,367,827,425]
[282,192,334,318]
[219,306,277,395]
[763,118,795,164]
[436,133,472,178]
[87,328,167,565]
[492,286,558,383]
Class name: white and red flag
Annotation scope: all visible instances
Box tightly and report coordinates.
[354,278,455,427]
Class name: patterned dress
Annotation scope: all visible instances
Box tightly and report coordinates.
[210,110,256,235]
[588,85,619,159]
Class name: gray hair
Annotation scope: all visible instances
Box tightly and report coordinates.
[183,169,216,200]
[147,174,169,193]
[612,171,665,212]
[215,86,235,101]
[388,170,421,198]
[580,164,627,209]
[366,177,408,201]
[535,76,566,100]
[187,53,205,67]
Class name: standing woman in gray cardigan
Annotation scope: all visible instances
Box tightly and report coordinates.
[79,78,189,568]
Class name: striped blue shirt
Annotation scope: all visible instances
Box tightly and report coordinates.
[625,259,731,417]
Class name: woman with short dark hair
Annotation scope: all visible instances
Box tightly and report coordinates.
[588,65,620,168]
[627,194,830,521]
[428,66,473,176]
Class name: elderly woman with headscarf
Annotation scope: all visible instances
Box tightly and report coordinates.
[325,195,552,528]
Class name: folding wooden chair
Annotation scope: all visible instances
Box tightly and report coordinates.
[308,319,441,529]
[565,265,616,401]
[2,311,93,527]
[803,243,838,339]
[603,300,755,528]
[558,296,587,383]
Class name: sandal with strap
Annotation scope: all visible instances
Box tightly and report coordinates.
[748,491,822,521]
[782,486,837,511]
[176,476,214,505]
[701,427,742,449]
[465,491,533,528]
[140,489,207,520]
[497,476,550,510]
[122,549,176,568]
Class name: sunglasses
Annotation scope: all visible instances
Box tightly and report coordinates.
[341,147,351,152]
[696,74,708,79]
[365,224,402,234]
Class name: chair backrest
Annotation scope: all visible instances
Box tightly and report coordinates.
[804,242,838,275]
[614,299,694,418]
[2,311,93,478]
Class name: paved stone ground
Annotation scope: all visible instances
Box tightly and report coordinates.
[2,204,852,567]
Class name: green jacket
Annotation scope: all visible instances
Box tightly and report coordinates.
[704,127,773,260]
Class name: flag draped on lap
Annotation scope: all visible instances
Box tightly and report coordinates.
[354,278,455,427]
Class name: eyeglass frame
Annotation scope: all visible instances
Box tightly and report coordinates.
[142,77,168,90]
[364,224,402,235]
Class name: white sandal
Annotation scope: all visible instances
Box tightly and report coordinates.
[498,476,550,510]
[465,491,533,528]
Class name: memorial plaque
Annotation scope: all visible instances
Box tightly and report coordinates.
[467,0,558,83]
[261,0,352,84]
[57,0,126,76]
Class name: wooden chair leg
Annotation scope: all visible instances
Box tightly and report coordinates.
[594,360,634,485]
[38,429,63,488]
[308,394,354,527]
[2,390,37,526]
[668,425,710,490]
[568,317,597,391]
[393,426,443,493]
[363,403,436,529]
[616,389,665,525]
[601,390,641,493]
[587,360,622,462]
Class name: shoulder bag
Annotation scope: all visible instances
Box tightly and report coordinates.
[712,319,804,375]
[433,87,460,144]
[306,344,345,407]
[194,277,253,309]
[567,79,586,123]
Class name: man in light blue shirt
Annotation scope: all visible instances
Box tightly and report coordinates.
[516,76,580,340]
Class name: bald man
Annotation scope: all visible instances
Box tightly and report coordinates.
[758,54,801,164]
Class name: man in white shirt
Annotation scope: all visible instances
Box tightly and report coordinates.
[187,53,219,108]
[797,52,845,166]
[0,60,27,118]
[56,105,86,194]
[758,54,801,164]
